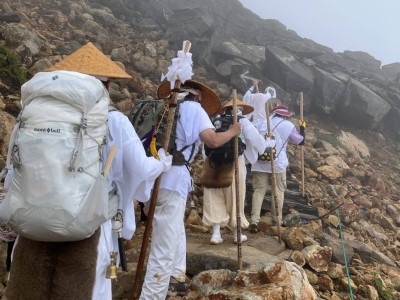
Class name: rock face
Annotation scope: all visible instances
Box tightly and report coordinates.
[1,0,400,138]
[92,0,400,139]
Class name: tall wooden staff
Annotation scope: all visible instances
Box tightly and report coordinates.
[299,92,305,197]
[232,89,242,270]
[266,104,282,243]
[254,80,259,93]
[131,41,192,300]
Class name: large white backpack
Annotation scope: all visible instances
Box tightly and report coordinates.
[0,70,117,242]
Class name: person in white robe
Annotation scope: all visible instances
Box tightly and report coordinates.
[249,105,305,233]
[202,99,266,245]
[243,84,276,133]
[5,42,172,300]
[93,108,172,299]
[139,81,242,299]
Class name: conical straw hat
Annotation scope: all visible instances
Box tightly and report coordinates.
[221,99,254,115]
[46,42,132,79]
[157,80,221,116]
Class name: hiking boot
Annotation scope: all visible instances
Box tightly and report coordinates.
[210,235,223,245]
[248,223,258,233]
[168,278,187,297]
[233,234,247,244]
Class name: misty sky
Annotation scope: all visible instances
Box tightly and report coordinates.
[239,0,400,66]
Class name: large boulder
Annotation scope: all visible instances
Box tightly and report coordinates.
[381,62,400,82]
[166,9,214,42]
[342,50,381,72]
[189,261,317,299]
[264,46,314,109]
[215,38,265,66]
[312,67,346,114]
[339,78,391,129]
[0,24,41,56]
[0,12,21,23]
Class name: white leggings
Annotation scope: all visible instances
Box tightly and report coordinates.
[140,189,186,300]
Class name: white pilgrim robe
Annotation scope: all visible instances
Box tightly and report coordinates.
[251,115,295,174]
[140,101,214,299]
[202,117,266,229]
[93,110,167,299]
[243,89,274,133]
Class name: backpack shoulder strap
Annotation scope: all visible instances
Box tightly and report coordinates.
[271,117,290,159]
[170,100,197,168]
[108,106,118,113]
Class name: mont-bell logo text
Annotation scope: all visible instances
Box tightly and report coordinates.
[34,127,61,134]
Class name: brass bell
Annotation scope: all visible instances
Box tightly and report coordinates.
[106,252,118,279]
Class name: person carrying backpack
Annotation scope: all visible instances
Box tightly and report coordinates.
[248,105,305,233]
[4,42,172,300]
[202,99,266,245]
[139,80,242,299]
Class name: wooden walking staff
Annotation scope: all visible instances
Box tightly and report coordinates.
[266,104,282,243]
[232,89,242,270]
[254,80,259,93]
[131,40,192,300]
[299,92,305,197]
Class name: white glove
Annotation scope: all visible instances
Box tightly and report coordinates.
[158,148,172,172]
[265,137,276,149]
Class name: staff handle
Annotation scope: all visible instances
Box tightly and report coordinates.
[254,80,259,93]
[103,144,117,177]
[266,104,282,243]
[232,89,242,271]
[299,92,305,198]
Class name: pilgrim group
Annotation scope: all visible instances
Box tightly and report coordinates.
[0,42,305,299]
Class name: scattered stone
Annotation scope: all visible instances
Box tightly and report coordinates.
[290,250,306,267]
[327,262,344,279]
[282,227,305,251]
[302,245,332,272]
[339,203,360,224]
[318,273,334,292]
[321,235,354,265]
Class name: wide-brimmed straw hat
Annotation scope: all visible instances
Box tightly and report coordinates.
[157,80,221,116]
[271,105,292,117]
[221,99,254,115]
[46,42,132,80]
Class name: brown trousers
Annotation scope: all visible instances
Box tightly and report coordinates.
[6,229,100,300]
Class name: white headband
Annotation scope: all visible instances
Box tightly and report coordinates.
[95,76,109,82]
[177,92,189,100]
[180,88,200,96]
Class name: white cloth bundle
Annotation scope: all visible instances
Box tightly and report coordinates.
[161,41,193,88]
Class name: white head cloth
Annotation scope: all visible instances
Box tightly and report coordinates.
[265,86,276,98]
